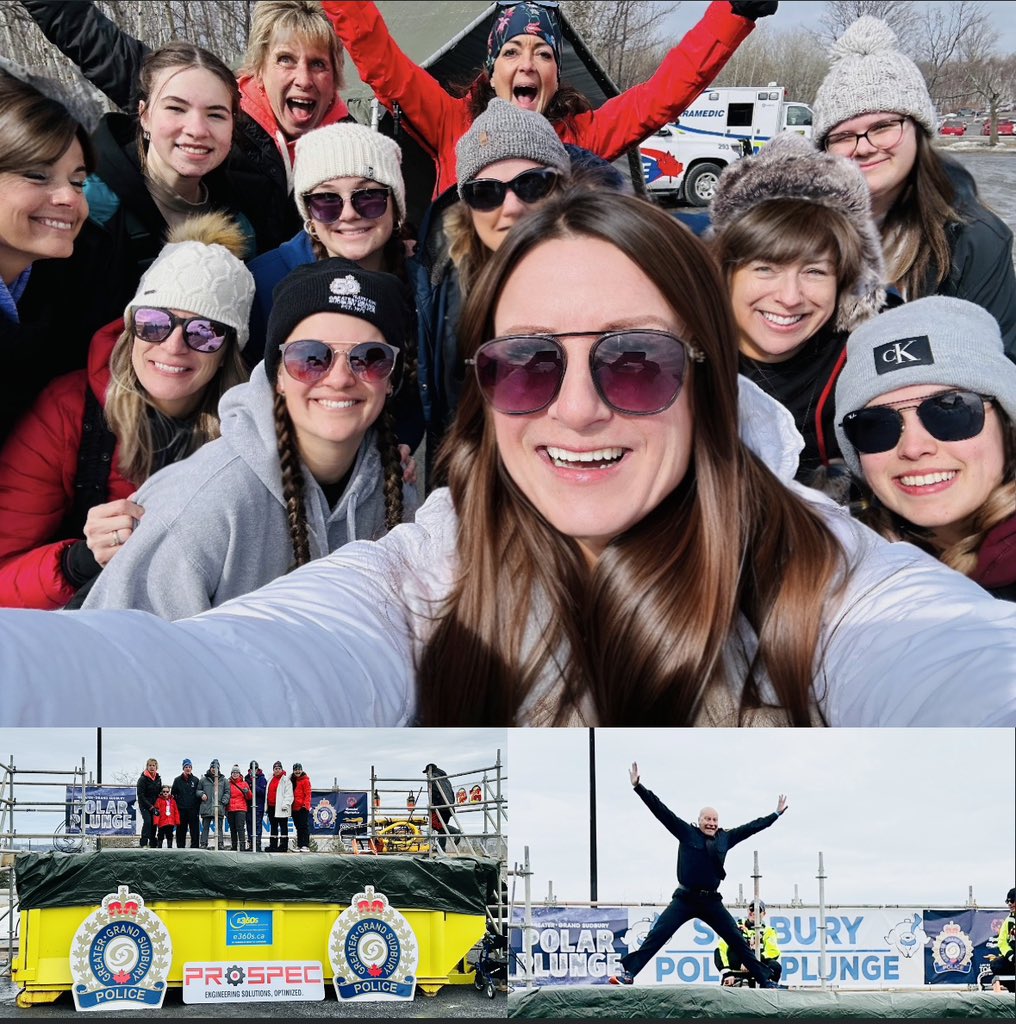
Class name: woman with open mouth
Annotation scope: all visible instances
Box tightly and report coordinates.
[0,213,253,610]
[813,16,1016,358]
[321,0,777,197]
[835,296,1016,602]
[80,260,417,620]
[0,191,1013,728]
[708,132,885,494]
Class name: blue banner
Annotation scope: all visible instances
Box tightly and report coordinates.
[337,791,368,838]
[511,906,628,985]
[65,786,137,836]
[923,909,1001,984]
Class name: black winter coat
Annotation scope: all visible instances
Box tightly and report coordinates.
[135,771,162,813]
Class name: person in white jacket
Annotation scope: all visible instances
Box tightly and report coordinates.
[266,760,295,854]
[1,190,1014,728]
[81,259,417,618]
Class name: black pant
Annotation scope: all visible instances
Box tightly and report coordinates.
[155,825,175,848]
[228,810,247,851]
[139,806,155,847]
[621,889,773,985]
[721,946,782,984]
[267,805,288,851]
[176,809,200,848]
[292,807,310,849]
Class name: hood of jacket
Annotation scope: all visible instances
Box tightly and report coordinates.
[215,362,388,551]
[87,318,123,408]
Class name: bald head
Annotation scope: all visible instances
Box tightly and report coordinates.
[698,807,719,836]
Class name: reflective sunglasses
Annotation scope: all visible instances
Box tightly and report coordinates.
[825,117,907,156]
[459,168,560,212]
[467,330,704,416]
[303,187,390,223]
[132,306,233,353]
[281,339,401,386]
[841,389,994,454]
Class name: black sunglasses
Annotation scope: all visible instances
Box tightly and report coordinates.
[460,168,560,212]
[303,187,390,223]
[132,306,234,353]
[467,329,704,416]
[841,389,995,454]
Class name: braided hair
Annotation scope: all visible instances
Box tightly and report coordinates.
[273,391,312,570]
[375,405,404,531]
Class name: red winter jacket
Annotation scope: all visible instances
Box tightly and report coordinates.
[322,1,754,197]
[228,777,252,813]
[0,320,133,609]
[152,795,181,828]
[292,773,312,812]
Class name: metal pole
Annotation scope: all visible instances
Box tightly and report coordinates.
[588,728,597,903]
[817,852,827,989]
[523,846,534,988]
[752,850,761,960]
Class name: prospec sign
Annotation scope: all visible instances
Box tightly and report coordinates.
[182,962,325,1003]
[512,906,1005,988]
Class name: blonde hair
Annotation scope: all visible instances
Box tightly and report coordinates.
[241,1,344,89]
[443,201,491,296]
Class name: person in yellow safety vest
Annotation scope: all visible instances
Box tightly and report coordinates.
[714,900,782,986]
[989,888,1015,993]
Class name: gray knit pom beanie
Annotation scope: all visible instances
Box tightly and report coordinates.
[834,296,1016,476]
[813,17,937,144]
[456,99,570,198]
[709,132,885,332]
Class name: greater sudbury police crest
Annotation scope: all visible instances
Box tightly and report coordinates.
[70,885,172,1011]
[329,886,418,1001]
[931,921,974,975]
[313,797,337,832]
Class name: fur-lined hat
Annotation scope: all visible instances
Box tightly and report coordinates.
[709,132,885,332]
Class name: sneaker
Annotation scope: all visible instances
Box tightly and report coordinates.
[608,972,634,986]
[299,847,310,853]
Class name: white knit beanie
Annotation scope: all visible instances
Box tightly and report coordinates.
[813,17,937,144]
[129,239,256,351]
[293,122,406,224]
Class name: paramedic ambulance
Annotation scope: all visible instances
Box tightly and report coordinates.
[640,84,814,207]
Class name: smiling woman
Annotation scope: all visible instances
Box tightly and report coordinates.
[0,190,1013,729]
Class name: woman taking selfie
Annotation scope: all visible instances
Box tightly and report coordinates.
[1,191,1013,727]
[836,296,1016,602]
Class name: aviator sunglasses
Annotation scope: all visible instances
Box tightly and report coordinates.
[303,187,391,223]
[467,330,705,416]
[281,339,401,387]
[841,389,995,454]
[132,306,233,353]
[459,168,560,212]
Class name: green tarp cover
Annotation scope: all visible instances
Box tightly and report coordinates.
[507,984,1016,1019]
[16,850,497,917]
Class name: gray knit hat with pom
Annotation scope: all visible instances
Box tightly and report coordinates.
[456,99,570,198]
[813,17,937,143]
[709,132,885,332]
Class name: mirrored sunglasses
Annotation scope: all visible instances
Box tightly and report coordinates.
[303,187,390,223]
[132,306,233,353]
[467,330,704,416]
[460,168,560,212]
[281,339,401,387]
[841,389,994,454]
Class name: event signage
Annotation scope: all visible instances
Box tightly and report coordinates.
[329,886,419,1002]
[226,910,273,947]
[65,787,137,836]
[311,790,368,837]
[69,885,172,1012]
[512,906,1006,988]
[182,962,325,1003]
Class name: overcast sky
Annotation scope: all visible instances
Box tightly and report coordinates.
[660,1,1016,54]
[507,728,1015,909]
[0,728,507,843]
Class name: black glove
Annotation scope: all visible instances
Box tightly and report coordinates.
[61,539,102,589]
[730,1,778,20]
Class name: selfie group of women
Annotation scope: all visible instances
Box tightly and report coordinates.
[1,1,1013,728]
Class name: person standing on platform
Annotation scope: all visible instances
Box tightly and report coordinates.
[245,760,268,851]
[152,783,180,848]
[171,758,201,848]
[198,758,227,850]
[227,764,252,852]
[135,757,161,848]
[715,899,782,986]
[610,762,786,987]
[266,760,294,853]
[291,762,312,852]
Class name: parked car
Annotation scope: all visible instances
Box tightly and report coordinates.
[982,118,1015,135]
[939,120,967,136]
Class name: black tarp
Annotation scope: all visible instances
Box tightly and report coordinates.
[507,984,1016,1019]
[16,849,497,917]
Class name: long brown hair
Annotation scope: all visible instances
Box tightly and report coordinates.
[881,131,962,299]
[416,190,847,726]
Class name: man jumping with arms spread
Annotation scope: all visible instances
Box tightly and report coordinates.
[610,762,787,988]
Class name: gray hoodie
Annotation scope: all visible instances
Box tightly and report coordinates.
[83,363,417,619]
